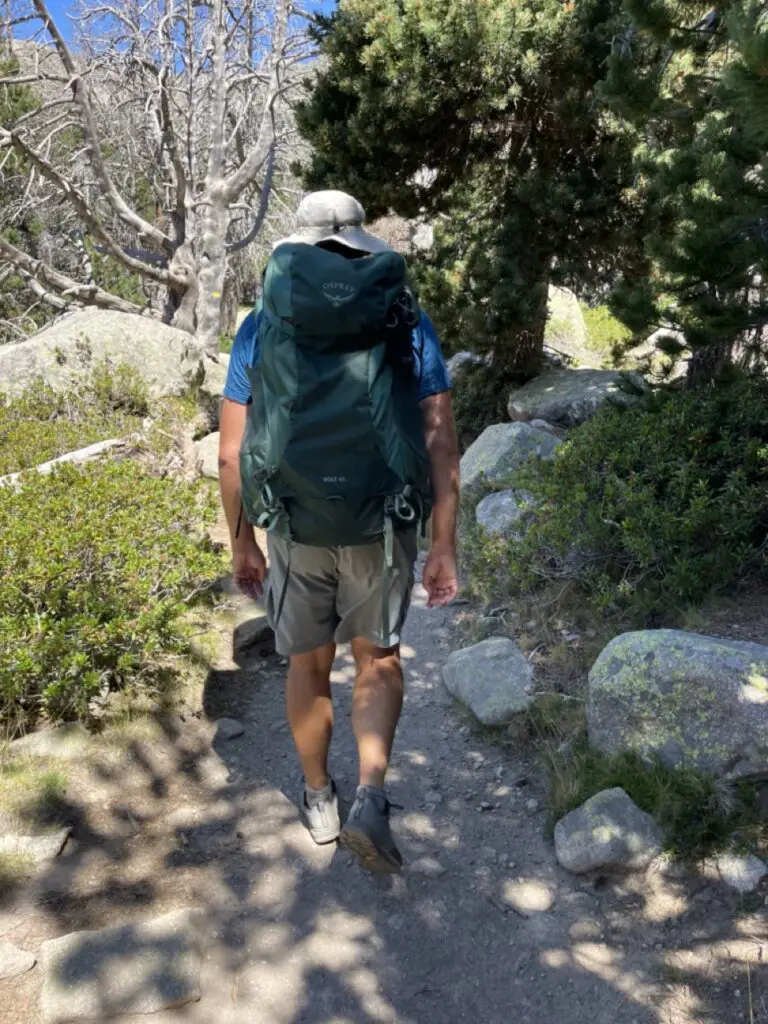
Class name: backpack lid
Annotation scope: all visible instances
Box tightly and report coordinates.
[263,242,410,337]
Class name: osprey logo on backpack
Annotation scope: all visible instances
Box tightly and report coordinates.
[321,280,357,308]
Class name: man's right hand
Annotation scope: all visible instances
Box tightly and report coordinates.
[232,540,267,601]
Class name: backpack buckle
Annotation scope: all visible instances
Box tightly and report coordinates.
[257,483,286,533]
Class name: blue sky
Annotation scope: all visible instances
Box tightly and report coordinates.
[24,1,337,41]
[50,1,75,37]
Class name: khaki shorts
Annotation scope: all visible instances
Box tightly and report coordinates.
[265,531,417,657]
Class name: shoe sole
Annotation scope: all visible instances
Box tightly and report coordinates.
[339,825,402,874]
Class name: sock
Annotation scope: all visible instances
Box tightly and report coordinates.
[305,779,333,806]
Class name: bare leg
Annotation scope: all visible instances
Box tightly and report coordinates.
[286,643,336,790]
[350,638,404,789]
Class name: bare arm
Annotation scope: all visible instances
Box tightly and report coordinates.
[421,391,460,606]
[218,397,266,598]
[422,390,460,551]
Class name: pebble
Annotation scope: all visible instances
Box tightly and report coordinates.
[459,726,471,737]
[525,798,540,814]
[502,880,556,917]
[479,801,493,812]
[712,853,767,893]
[410,856,447,878]
[214,717,244,741]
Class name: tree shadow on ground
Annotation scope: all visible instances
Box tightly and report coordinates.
[2,593,765,1024]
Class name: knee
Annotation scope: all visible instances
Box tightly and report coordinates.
[288,644,335,686]
[357,650,403,688]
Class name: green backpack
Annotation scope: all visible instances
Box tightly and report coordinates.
[239,241,432,564]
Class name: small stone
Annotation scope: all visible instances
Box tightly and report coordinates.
[0,940,36,981]
[554,788,664,874]
[442,637,534,726]
[269,720,289,734]
[502,880,556,917]
[459,725,471,737]
[40,908,204,1023]
[410,856,447,878]
[713,853,767,893]
[479,801,493,812]
[525,798,540,814]
[0,827,71,864]
[214,717,244,741]
[10,724,90,760]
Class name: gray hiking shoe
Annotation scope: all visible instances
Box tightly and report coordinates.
[300,779,341,845]
[340,786,403,873]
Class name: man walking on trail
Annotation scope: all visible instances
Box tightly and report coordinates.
[218,191,459,873]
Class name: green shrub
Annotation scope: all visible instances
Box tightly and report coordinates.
[0,460,224,727]
[465,376,768,621]
[0,364,150,476]
[581,303,633,363]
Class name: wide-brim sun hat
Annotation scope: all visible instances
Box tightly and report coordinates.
[278,190,391,255]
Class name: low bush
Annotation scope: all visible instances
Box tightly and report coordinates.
[0,363,150,476]
[0,459,224,728]
[463,375,768,622]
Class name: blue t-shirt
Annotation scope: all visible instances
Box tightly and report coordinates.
[224,309,451,405]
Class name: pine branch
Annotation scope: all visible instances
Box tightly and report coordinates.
[226,144,275,253]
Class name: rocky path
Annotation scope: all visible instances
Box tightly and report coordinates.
[1,579,765,1023]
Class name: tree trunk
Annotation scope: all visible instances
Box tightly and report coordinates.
[686,339,733,387]
[196,193,230,356]
[220,274,240,338]
[195,0,230,358]
[495,277,549,378]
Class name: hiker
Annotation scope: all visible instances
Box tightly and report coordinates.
[218,191,459,873]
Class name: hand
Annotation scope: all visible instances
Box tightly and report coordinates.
[422,545,458,608]
[232,541,267,601]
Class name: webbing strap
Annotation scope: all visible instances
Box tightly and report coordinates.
[273,541,292,633]
[381,515,394,646]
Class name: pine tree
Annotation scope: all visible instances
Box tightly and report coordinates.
[603,1,768,382]
[297,0,640,375]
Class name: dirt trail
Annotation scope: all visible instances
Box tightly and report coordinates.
[1,577,765,1024]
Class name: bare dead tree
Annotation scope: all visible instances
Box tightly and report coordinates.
[1,0,313,354]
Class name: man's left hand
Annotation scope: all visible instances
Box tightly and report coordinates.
[422,546,458,608]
